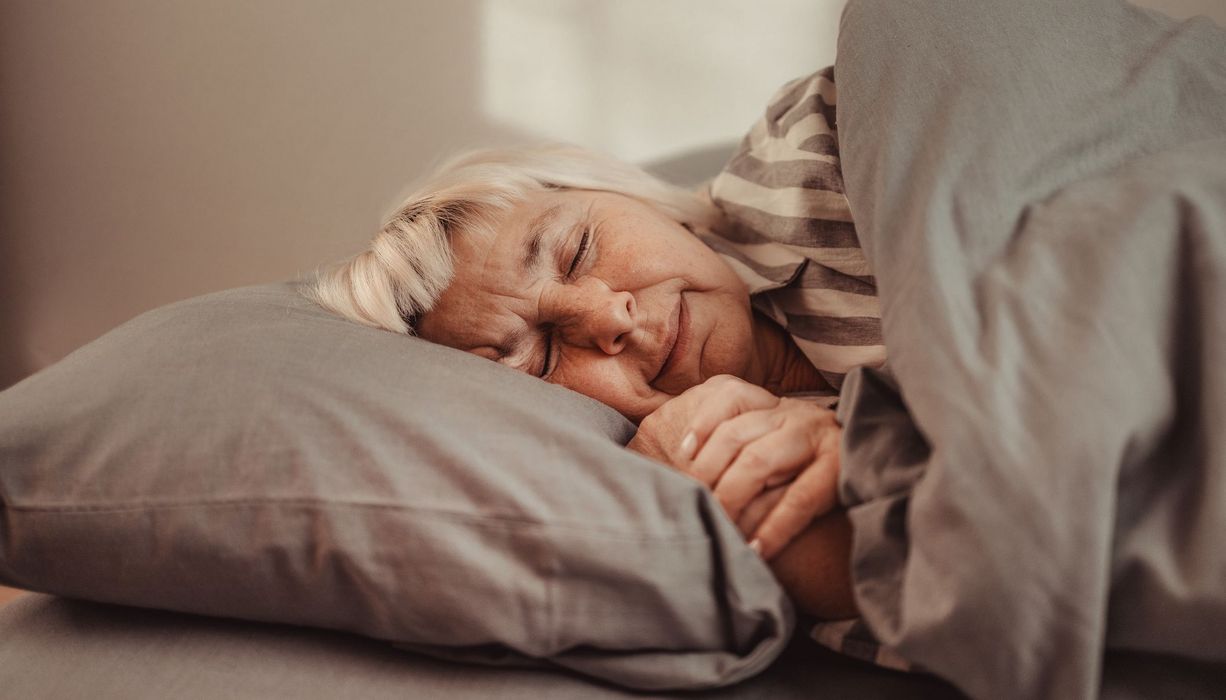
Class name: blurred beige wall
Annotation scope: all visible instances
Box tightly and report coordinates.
[0,0,842,388]
[1,0,1223,389]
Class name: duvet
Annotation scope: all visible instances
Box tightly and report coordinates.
[829,1,1226,698]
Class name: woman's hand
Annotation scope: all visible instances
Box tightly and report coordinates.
[626,374,779,468]
[687,393,843,561]
[627,375,844,561]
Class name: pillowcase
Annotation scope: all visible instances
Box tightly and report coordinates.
[0,281,792,691]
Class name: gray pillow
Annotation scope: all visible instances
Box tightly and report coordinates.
[0,282,792,691]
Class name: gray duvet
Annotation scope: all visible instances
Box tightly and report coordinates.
[831,1,1226,698]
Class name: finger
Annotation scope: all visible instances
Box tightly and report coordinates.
[687,409,782,488]
[750,451,840,561]
[679,376,778,464]
[711,426,814,523]
[633,391,707,470]
[735,484,787,538]
[764,472,796,488]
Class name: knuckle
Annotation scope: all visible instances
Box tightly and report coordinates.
[735,447,774,476]
[711,418,751,446]
[638,411,658,430]
[780,396,830,418]
[733,378,766,397]
[712,374,753,396]
[704,421,731,447]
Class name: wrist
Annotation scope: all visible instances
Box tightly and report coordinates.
[767,509,857,619]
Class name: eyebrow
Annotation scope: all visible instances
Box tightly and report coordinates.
[520,204,563,274]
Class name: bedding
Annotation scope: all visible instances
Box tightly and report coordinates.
[828,0,1226,698]
[5,2,1223,696]
[0,594,971,699]
[6,593,1226,699]
[0,282,792,691]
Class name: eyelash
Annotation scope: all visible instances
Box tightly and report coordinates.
[539,227,592,378]
[565,227,591,278]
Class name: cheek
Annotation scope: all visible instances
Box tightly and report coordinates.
[696,299,756,379]
[609,234,708,284]
[550,359,664,421]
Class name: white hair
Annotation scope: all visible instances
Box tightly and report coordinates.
[303,144,720,334]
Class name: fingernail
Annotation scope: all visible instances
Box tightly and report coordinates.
[748,539,763,556]
[679,432,697,459]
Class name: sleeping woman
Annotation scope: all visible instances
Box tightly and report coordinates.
[305,68,883,621]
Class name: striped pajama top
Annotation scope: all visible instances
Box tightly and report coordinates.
[703,66,887,407]
[704,67,910,672]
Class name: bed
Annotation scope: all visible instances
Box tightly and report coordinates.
[5,593,1226,698]
[0,593,963,699]
[3,1,1226,698]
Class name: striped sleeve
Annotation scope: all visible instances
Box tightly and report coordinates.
[706,68,908,673]
[707,67,886,391]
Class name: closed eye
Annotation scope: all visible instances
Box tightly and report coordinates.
[537,332,552,378]
[565,227,591,278]
[538,225,591,378]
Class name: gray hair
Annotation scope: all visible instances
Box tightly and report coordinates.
[304,144,720,334]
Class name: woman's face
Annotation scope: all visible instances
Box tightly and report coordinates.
[417,189,762,422]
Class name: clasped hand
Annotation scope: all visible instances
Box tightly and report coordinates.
[627,375,842,560]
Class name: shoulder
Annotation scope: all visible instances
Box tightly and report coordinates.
[762,66,839,139]
[708,66,854,245]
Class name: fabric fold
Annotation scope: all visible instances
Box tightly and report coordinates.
[833,1,1226,697]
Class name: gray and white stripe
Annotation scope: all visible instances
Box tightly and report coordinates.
[704,66,905,673]
[706,66,886,397]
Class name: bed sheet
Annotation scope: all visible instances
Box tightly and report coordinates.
[0,595,960,699]
[4,595,1224,698]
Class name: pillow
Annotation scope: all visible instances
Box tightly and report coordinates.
[0,281,792,691]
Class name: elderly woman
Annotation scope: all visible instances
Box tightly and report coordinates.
[307,69,884,620]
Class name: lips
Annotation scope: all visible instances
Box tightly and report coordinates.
[653,293,690,385]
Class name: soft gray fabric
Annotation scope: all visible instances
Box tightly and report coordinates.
[0,282,792,690]
[0,594,966,699]
[8,595,1226,699]
[833,1,1226,698]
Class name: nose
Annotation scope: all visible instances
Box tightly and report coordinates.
[551,280,637,355]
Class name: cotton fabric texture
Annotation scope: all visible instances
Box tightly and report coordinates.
[706,66,886,404]
[833,1,1226,698]
[0,283,793,691]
